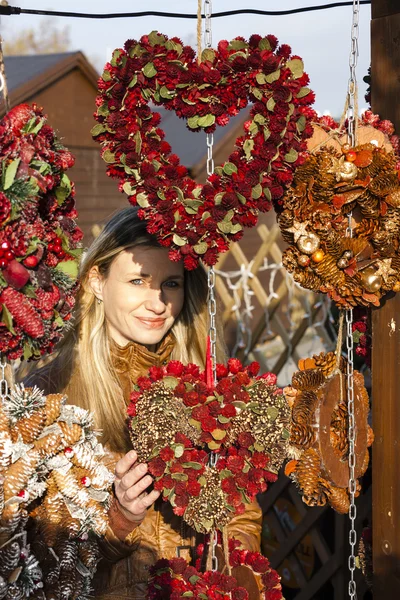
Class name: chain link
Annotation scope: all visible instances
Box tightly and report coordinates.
[211,529,218,571]
[345,3,359,598]
[346,0,359,148]
[0,358,8,403]
[204,0,212,50]
[207,267,217,384]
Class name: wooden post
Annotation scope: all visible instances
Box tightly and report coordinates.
[371,0,400,595]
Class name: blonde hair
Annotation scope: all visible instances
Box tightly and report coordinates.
[25,207,225,452]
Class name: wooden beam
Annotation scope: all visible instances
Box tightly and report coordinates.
[371,1,400,596]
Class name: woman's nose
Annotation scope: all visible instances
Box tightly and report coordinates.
[144,288,166,313]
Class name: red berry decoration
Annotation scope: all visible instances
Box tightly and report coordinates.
[93,32,315,270]
[0,103,83,360]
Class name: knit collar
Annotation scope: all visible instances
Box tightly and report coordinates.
[110,333,175,380]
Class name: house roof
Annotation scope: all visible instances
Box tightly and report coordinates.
[4,52,79,93]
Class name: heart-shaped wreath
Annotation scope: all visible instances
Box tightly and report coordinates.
[127,359,290,533]
[92,31,315,269]
[148,538,283,600]
[278,112,400,308]
[0,104,83,360]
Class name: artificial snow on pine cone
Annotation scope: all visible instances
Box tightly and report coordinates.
[0,103,83,361]
[0,385,113,600]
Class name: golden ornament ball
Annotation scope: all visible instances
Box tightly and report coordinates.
[297,233,320,255]
[311,249,325,263]
[360,267,383,293]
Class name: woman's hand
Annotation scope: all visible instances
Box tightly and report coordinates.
[114,450,160,524]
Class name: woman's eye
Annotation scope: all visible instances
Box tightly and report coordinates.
[163,280,180,288]
[130,279,143,285]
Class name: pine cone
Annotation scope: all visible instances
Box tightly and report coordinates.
[369,172,399,198]
[292,369,325,391]
[292,390,318,425]
[34,431,63,456]
[44,394,64,426]
[295,448,321,498]
[11,410,46,444]
[0,288,44,338]
[3,450,40,501]
[313,351,344,376]
[326,485,350,514]
[58,422,83,446]
[289,422,315,449]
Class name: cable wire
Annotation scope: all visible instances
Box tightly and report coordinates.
[0,2,371,20]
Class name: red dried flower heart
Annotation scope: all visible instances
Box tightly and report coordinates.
[93,32,315,269]
[127,359,290,532]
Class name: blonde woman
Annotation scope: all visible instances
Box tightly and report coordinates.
[26,207,262,600]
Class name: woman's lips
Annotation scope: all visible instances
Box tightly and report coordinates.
[135,317,166,329]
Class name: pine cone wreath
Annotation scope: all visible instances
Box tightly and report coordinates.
[285,352,372,514]
[0,384,114,600]
[278,128,400,308]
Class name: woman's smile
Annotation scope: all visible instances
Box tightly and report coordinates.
[134,316,167,329]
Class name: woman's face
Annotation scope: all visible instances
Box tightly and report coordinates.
[92,246,185,349]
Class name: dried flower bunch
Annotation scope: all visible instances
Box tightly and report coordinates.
[127,359,290,532]
[148,537,283,600]
[0,104,83,360]
[0,385,113,599]
[284,352,373,513]
[92,31,315,269]
[278,113,400,308]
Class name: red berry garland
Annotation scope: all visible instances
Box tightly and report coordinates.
[0,104,83,360]
[92,32,315,269]
[127,359,290,532]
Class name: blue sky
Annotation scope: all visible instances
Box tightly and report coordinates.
[2,1,371,117]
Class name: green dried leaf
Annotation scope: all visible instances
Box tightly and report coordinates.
[128,74,138,89]
[223,162,238,176]
[23,343,33,361]
[102,69,111,82]
[256,73,267,85]
[55,260,79,280]
[214,192,224,205]
[284,148,299,163]
[229,39,247,51]
[160,85,173,99]
[91,123,106,137]
[136,192,150,208]
[217,221,233,234]
[4,158,21,190]
[143,62,157,78]
[219,469,233,478]
[254,114,266,125]
[197,114,215,127]
[243,139,254,159]
[236,192,247,205]
[265,69,281,83]
[198,476,206,486]
[134,131,142,155]
[230,224,243,234]
[282,428,290,440]
[189,575,200,585]
[218,415,230,424]
[1,304,15,334]
[254,442,265,452]
[163,376,178,389]
[286,58,304,79]
[193,242,208,255]
[263,187,272,201]
[297,86,311,99]
[258,38,271,51]
[201,48,216,62]
[172,234,187,247]
[187,115,199,129]
[172,444,185,458]
[251,87,263,101]
[181,462,203,470]
[102,150,116,164]
[251,183,262,199]
[266,406,279,420]
[267,97,276,112]
[148,31,166,46]
[97,104,109,118]
[297,115,307,133]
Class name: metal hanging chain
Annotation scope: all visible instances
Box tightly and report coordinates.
[0,358,9,406]
[345,2,359,599]
[204,0,217,385]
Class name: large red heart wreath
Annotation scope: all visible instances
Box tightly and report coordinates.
[92,32,315,269]
[127,358,290,533]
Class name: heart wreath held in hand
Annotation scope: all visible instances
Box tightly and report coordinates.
[127,358,290,533]
[92,31,315,269]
